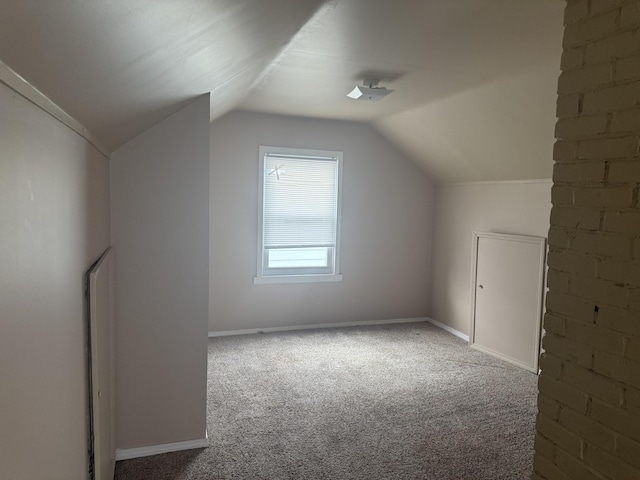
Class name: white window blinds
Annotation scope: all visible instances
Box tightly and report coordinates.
[263,153,338,249]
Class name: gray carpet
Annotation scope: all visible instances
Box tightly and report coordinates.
[115,322,538,479]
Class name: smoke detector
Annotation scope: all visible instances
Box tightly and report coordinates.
[346,79,393,101]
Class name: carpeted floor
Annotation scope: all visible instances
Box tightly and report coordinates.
[114,322,539,479]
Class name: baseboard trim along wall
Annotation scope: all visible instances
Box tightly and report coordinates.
[115,431,209,461]
[209,317,469,341]
[208,317,431,337]
[425,318,469,342]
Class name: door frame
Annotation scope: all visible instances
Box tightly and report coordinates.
[86,247,116,480]
[469,231,547,373]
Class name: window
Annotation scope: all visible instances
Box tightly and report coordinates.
[255,146,343,284]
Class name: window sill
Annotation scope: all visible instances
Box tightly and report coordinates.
[253,274,343,285]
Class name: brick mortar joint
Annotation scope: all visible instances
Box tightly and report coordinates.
[586,0,640,18]
[536,398,628,445]
[542,355,632,408]
[545,313,636,351]
[556,131,640,142]
[568,3,639,28]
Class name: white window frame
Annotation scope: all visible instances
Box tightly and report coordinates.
[254,145,343,285]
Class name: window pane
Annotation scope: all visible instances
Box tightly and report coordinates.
[267,247,329,269]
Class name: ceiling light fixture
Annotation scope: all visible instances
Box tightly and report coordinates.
[347,79,393,101]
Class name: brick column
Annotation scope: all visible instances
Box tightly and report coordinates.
[533,1,640,479]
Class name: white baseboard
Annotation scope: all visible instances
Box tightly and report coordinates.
[116,431,208,461]
[208,317,429,337]
[470,343,537,373]
[208,317,469,343]
[426,318,469,342]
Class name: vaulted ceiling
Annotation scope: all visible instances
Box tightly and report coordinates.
[0,0,564,183]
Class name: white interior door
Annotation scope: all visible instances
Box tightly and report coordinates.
[88,247,115,480]
[470,232,546,373]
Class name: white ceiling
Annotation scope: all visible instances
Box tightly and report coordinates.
[0,0,564,183]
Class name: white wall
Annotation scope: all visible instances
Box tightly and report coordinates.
[209,111,435,332]
[430,181,552,335]
[375,62,560,183]
[0,82,110,479]
[111,95,210,449]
